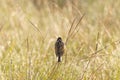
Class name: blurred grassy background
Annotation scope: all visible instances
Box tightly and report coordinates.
[0,0,120,80]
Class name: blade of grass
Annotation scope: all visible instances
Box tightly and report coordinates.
[95,32,100,52]
[27,19,44,43]
[65,16,77,45]
[65,13,85,63]
[70,13,85,39]
[88,63,103,80]
[16,0,44,43]
[26,37,32,80]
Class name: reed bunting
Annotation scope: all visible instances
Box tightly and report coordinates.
[55,37,64,62]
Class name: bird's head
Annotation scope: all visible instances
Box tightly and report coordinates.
[57,37,62,42]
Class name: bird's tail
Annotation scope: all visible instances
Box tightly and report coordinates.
[58,56,61,62]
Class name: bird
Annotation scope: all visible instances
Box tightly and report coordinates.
[55,37,64,62]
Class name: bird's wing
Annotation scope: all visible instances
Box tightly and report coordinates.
[60,42,64,54]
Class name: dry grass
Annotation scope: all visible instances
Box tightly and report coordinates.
[0,0,120,80]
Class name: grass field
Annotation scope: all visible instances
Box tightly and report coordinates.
[0,0,120,80]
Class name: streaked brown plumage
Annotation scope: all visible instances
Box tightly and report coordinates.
[55,37,64,62]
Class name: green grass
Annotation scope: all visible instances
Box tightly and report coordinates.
[0,0,120,80]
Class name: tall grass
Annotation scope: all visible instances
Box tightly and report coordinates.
[0,0,120,80]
